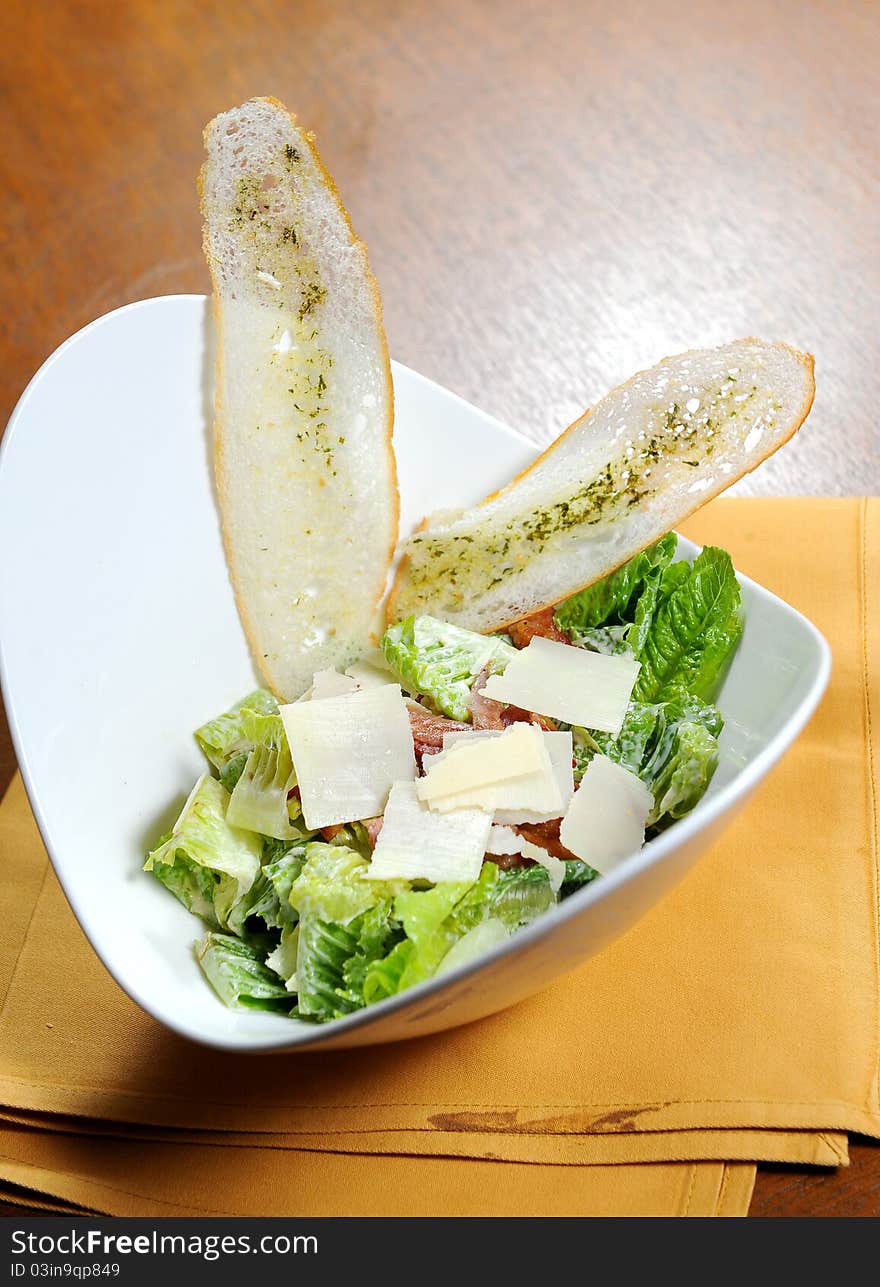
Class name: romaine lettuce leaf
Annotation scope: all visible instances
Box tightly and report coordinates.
[363,940,414,1005]
[393,863,539,990]
[489,863,557,929]
[554,534,676,648]
[342,900,404,997]
[437,918,509,974]
[393,878,480,989]
[564,542,738,832]
[289,843,400,926]
[195,689,279,770]
[634,546,742,704]
[324,822,374,861]
[644,718,720,829]
[575,697,723,832]
[219,752,249,793]
[265,926,299,990]
[294,915,362,1019]
[145,775,262,930]
[381,615,516,721]
[366,862,557,999]
[292,896,405,1020]
[567,624,631,655]
[226,737,300,840]
[227,843,307,936]
[560,859,601,897]
[195,932,292,1011]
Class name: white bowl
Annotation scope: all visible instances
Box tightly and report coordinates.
[0,296,830,1052]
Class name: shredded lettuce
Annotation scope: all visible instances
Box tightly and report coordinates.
[195,932,292,1011]
[381,615,516,720]
[145,775,262,930]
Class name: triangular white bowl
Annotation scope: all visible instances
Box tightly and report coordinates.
[0,296,830,1051]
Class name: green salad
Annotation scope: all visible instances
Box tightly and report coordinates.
[145,535,742,1022]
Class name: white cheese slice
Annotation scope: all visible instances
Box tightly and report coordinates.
[367,781,492,883]
[418,723,544,800]
[485,824,566,893]
[442,728,574,823]
[310,669,361,700]
[418,724,562,816]
[344,657,397,690]
[479,636,639,735]
[485,823,523,855]
[559,754,652,874]
[280,684,416,829]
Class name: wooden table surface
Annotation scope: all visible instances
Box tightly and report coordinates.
[1,0,877,1218]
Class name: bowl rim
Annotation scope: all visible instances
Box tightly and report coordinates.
[0,294,833,1052]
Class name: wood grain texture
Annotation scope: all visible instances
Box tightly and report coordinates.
[0,0,877,1217]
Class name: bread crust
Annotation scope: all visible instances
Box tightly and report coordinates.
[201,98,398,697]
[387,341,815,631]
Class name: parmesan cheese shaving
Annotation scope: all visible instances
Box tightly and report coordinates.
[559,754,652,874]
[310,669,361,700]
[479,636,639,735]
[344,653,397,690]
[367,781,492,884]
[279,684,416,829]
[418,723,545,801]
[442,728,574,823]
[418,724,562,816]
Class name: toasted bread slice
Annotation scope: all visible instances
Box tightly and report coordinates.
[388,339,814,632]
[201,98,398,699]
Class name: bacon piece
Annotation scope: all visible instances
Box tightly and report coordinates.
[321,818,383,848]
[363,816,383,849]
[407,701,469,767]
[469,665,506,730]
[514,819,577,861]
[485,852,535,871]
[500,704,558,733]
[507,606,569,649]
[471,666,557,732]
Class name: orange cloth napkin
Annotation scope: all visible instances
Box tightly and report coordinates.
[0,1126,755,1217]
[0,1104,844,1167]
[0,497,877,1215]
